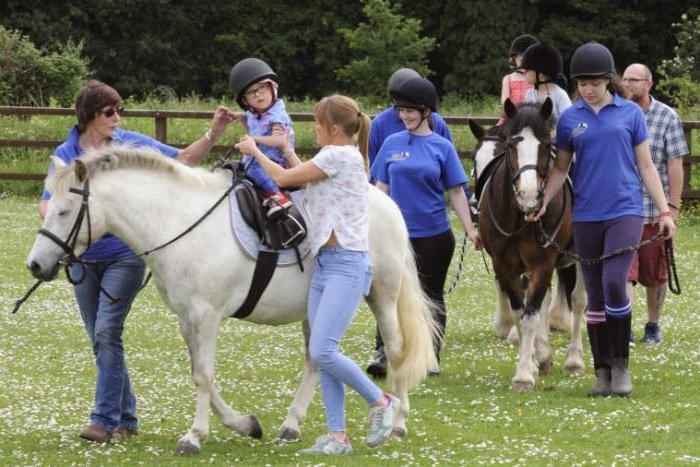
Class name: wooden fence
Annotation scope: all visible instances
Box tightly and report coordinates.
[1,105,698,199]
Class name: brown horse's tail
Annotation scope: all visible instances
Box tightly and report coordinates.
[390,245,440,391]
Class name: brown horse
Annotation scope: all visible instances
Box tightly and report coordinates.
[476,98,585,391]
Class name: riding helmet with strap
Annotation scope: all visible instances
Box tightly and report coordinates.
[520,43,564,82]
[569,42,616,79]
[390,77,438,112]
[387,68,421,98]
[229,58,279,111]
[509,34,539,67]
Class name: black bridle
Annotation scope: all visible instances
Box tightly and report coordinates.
[14,171,236,313]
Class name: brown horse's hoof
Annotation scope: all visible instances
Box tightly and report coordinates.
[175,440,200,456]
[511,380,534,392]
[274,427,300,444]
[539,356,553,374]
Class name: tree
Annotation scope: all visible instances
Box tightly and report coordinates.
[336,0,435,98]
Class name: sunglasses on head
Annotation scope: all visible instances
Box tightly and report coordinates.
[101,106,125,118]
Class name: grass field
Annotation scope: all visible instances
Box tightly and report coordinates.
[1,196,700,465]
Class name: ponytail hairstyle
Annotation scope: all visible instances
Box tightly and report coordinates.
[314,94,372,172]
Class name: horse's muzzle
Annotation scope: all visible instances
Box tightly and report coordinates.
[27,260,60,281]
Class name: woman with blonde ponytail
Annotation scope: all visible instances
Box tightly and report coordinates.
[236,94,399,456]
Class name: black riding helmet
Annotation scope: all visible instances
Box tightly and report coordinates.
[387,67,421,98]
[390,77,438,112]
[509,34,539,67]
[229,58,279,110]
[569,42,616,79]
[520,44,563,80]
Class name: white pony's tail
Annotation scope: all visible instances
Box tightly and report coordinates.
[391,245,441,391]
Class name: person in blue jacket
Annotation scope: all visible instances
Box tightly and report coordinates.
[527,43,676,397]
[370,77,481,375]
[39,80,233,443]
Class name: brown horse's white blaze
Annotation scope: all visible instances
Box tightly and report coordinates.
[511,127,544,214]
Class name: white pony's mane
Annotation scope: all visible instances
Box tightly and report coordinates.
[47,144,229,194]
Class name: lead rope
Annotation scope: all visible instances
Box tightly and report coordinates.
[444,234,467,295]
[666,239,681,295]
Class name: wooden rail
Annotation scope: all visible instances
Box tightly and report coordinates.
[1,106,698,199]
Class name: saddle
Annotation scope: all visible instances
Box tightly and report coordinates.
[223,162,307,253]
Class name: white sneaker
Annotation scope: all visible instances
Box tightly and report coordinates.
[299,434,353,455]
[365,394,399,448]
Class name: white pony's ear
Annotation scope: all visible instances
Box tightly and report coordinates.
[50,155,66,169]
[74,159,88,182]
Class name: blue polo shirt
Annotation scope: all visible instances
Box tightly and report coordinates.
[42,125,179,260]
[370,131,467,238]
[556,94,648,222]
[368,106,453,166]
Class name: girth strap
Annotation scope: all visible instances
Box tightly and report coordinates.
[232,250,279,319]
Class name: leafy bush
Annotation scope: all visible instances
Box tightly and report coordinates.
[656,8,700,111]
[0,26,88,107]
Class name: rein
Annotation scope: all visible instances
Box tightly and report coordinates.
[14,170,236,313]
[537,224,681,295]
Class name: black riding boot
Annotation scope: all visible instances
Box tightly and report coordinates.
[587,322,611,397]
[366,325,387,379]
[608,315,632,397]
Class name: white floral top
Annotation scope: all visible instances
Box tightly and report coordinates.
[306,145,369,255]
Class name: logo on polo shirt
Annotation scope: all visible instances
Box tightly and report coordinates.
[391,151,410,160]
[572,122,588,137]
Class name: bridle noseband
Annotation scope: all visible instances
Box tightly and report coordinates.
[38,178,94,286]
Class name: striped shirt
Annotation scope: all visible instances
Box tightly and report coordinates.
[641,97,688,223]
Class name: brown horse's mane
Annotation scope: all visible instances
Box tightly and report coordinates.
[503,101,554,142]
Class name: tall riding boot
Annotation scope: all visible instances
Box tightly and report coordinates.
[608,315,632,397]
[587,322,611,397]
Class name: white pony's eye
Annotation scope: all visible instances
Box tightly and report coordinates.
[58,210,70,217]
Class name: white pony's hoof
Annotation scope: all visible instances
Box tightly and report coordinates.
[175,440,200,456]
[274,427,300,443]
[511,380,534,393]
[391,427,407,439]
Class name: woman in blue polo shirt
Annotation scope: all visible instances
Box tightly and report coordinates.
[39,80,234,443]
[527,43,676,397]
[370,77,481,373]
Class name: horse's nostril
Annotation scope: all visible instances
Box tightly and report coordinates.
[29,261,41,274]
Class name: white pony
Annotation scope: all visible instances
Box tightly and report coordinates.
[26,146,438,454]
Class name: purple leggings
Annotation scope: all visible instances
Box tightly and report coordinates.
[573,216,643,313]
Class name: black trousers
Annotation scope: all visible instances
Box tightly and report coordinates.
[375,229,456,360]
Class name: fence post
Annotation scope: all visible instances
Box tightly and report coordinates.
[683,127,692,196]
[155,113,168,143]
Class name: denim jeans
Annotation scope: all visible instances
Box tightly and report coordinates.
[71,256,146,432]
[307,247,381,433]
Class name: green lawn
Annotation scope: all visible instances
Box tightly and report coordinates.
[1,196,700,465]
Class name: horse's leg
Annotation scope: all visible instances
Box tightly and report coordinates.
[535,286,553,374]
[209,390,262,439]
[564,263,586,375]
[276,320,319,443]
[495,271,535,392]
[493,279,516,339]
[548,274,573,332]
[527,266,555,377]
[366,283,407,437]
[175,311,223,455]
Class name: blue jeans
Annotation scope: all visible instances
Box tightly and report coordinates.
[245,156,280,193]
[308,247,381,432]
[71,256,146,432]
